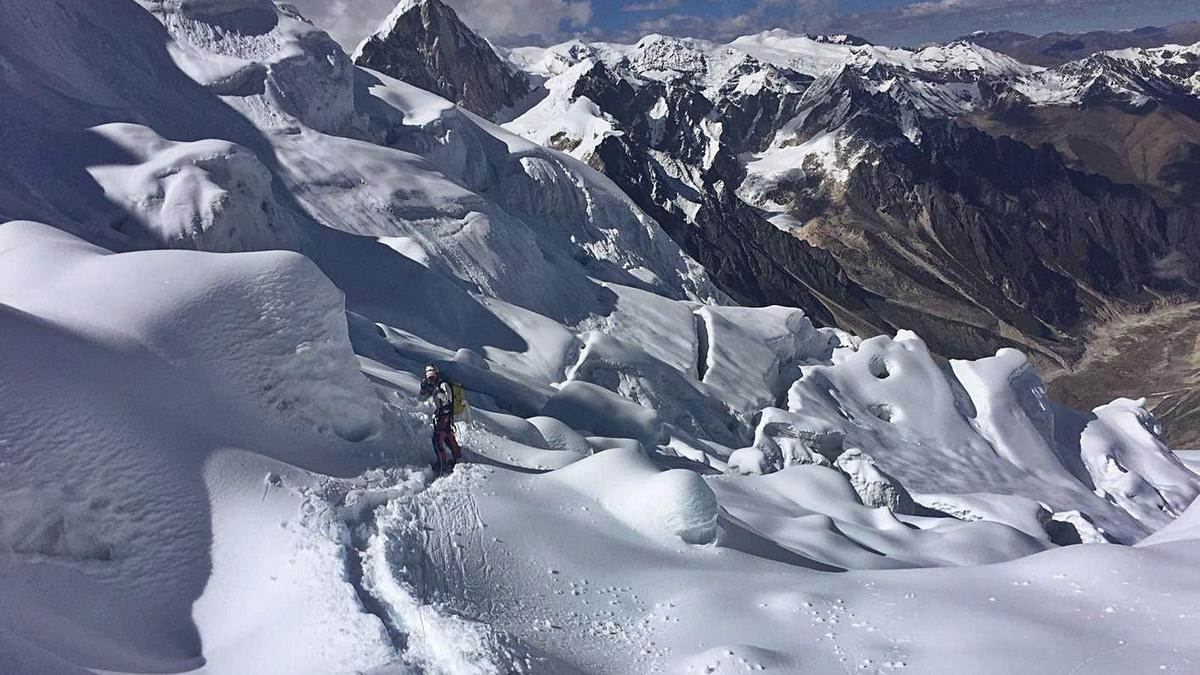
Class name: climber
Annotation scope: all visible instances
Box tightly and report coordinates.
[419,364,462,474]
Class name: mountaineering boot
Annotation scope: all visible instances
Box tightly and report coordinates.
[445,459,457,474]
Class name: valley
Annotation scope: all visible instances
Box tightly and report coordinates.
[1048,302,1200,448]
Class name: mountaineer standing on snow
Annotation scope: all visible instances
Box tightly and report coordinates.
[419,364,462,474]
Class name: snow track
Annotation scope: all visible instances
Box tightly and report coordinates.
[299,465,549,674]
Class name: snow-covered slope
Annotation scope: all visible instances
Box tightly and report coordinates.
[0,221,410,673]
[2,1,1200,674]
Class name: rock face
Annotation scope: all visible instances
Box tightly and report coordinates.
[971,43,1200,208]
[494,34,1200,366]
[353,0,529,119]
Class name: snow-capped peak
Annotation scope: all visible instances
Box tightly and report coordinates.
[631,33,711,79]
[353,0,530,117]
[357,0,428,50]
[903,40,1038,77]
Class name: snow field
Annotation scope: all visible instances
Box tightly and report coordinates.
[341,452,1200,674]
[5,205,1192,672]
[2,1,1200,673]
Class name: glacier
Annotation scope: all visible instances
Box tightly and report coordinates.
[1,1,1200,674]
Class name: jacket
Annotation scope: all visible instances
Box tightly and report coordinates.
[419,376,455,419]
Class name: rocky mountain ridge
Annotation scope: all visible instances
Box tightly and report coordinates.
[353,0,529,118]
[354,0,1200,438]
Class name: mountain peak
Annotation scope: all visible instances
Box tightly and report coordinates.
[353,0,529,118]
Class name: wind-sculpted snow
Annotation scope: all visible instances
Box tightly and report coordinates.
[0,222,381,442]
[712,464,1049,569]
[1077,398,1200,528]
[86,123,299,251]
[2,1,1200,673]
[697,305,841,411]
[739,331,1199,543]
[154,0,356,133]
[550,448,720,545]
[0,222,412,672]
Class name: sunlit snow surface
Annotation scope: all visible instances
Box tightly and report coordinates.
[1,1,1200,674]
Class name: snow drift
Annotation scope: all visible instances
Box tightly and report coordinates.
[0,220,407,673]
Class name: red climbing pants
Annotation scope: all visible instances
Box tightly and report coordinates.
[432,415,461,464]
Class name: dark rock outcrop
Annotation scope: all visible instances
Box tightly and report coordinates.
[353,0,528,118]
[558,51,1198,363]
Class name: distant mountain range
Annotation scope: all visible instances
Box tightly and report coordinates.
[962,21,1200,66]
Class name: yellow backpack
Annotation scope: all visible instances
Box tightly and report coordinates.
[450,381,467,416]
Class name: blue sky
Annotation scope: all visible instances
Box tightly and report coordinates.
[295,0,1200,50]
[579,0,1200,45]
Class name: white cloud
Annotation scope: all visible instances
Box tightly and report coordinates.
[621,0,836,43]
[623,0,682,12]
[285,0,593,50]
[895,0,1085,18]
[287,0,399,50]
[621,0,1200,48]
[445,0,592,41]
[835,0,1200,45]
